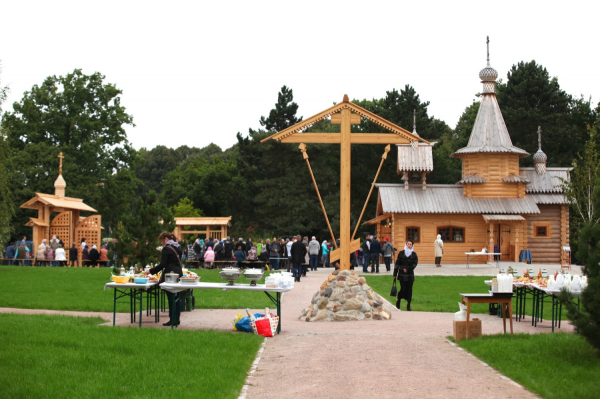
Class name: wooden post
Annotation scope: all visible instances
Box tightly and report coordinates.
[488,223,494,262]
[351,145,390,241]
[339,105,352,270]
[299,143,338,248]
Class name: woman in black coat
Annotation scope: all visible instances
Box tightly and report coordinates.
[147,232,183,326]
[393,240,418,311]
[88,245,100,267]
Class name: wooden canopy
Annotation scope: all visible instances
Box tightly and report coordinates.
[173,216,232,242]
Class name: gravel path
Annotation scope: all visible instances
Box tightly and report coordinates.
[1,265,574,398]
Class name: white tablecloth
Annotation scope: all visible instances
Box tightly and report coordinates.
[159,281,293,294]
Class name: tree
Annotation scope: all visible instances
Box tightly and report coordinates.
[562,127,600,226]
[172,197,202,218]
[259,85,303,132]
[109,191,176,268]
[496,61,595,167]
[0,64,14,253]
[560,175,600,351]
[1,69,140,237]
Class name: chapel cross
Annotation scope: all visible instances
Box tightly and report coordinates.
[537,126,542,150]
[262,95,426,269]
[486,36,490,63]
[58,152,64,175]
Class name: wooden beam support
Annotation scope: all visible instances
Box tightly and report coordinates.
[331,113,361,124]
[280,133,412,144]
[179,230,208,235]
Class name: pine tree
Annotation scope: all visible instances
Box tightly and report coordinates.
[109,191,176,268]
[561,175,600,351]
[259,85,302,132]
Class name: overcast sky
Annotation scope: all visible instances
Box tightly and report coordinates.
[1,0,599,152]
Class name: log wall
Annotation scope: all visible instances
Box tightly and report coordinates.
[526,205,563,264]
[461,153,525,198]
[392,213,488,264]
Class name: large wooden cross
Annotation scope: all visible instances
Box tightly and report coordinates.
[262,95,426,270]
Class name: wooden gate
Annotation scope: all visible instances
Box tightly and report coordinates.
[50,211,72,260]
[74,215,102,261]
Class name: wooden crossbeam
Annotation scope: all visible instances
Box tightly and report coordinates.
[280,133,412,144]
[329,239,361,263]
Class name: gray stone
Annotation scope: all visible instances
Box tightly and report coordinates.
[361,302,372,313]
[362,284,371,291]
[330,288,345,301]
[350,286,361,293]
[372,313,382,320]
[314,310,330,321]
[342,298,363,310]
[339,270,351,276]
[317,297,329,309]
[333,310,365,321]
[366,290,375,300]
[347,279,358,286]
[312,291,320,303]
[324,287,333,297]
[381,309,391,320]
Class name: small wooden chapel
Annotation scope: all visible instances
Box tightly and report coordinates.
[20,153,103,261]
[370,44,571,264]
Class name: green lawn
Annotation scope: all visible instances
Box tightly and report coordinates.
[454,333,600,399]
[0,313,262,398]
[0,266,272,312]
[367,275,568,320]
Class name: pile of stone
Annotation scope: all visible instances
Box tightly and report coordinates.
[300,269,392,322]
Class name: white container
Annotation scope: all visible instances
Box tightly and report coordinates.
[555,274,565,290]
[571,275,581,292]
[547,275,555,290]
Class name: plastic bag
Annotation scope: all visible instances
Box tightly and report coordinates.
[231,313,244,331]
[454,302,467,321]
[234,313,264,333]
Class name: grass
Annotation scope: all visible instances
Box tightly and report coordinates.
[0,266,273,312]
[454,333,600,399]
[0,313,263,399]
[367,275,568,320]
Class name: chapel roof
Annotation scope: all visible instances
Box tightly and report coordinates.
[376,184,540,214]
[452,39,529,158]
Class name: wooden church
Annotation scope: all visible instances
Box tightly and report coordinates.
[371,47,571,265]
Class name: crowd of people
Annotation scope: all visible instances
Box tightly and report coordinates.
[3,236,110,267]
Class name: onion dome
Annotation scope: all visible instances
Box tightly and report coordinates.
[54,174,66,198]
[480,36,498,94]
[533,126,547,175]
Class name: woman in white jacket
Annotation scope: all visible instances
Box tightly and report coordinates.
[434,234,443,267]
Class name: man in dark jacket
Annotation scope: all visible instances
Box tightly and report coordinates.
[269,237,281,270]
[69,243,79,267]
[4,242,16,265]
[223,237,234,262]
[370,236,382,273]
[361,235,371,273]
[290,235,307,282]
[235,238,245,252]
